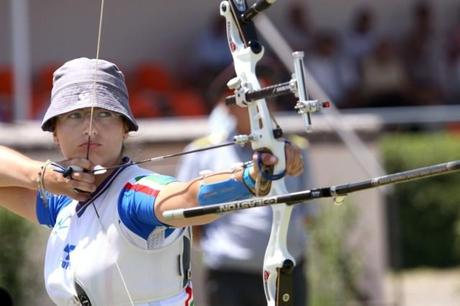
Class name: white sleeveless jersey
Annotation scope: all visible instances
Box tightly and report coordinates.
[42,165,193,306]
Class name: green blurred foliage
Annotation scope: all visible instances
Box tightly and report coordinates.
[0,208,33,305]
[381,133,460,268]
[308,201,364,306]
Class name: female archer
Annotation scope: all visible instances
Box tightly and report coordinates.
[0,57,304,306]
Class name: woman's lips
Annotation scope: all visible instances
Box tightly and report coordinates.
[79,143,101,149]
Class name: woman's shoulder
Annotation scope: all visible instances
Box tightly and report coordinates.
[129,168,177,187]
[117,163,176,185]
[120,167,177,197]
[37,194,74,227]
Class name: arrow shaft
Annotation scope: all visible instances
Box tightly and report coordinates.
[163,160,460,219]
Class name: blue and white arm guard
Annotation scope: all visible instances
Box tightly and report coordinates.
[197,165,256,206]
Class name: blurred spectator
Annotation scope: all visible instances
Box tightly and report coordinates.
[284,1,313,52]
[176,95,315,306]
[306,31,359,107]
[190,15,232,89]
[361,38,411,107]
[402,1,447,105]
[342,7,377,74]
[446,6,460,104]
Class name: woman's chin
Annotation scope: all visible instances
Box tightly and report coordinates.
[92,156,122,168]
[64,150,122,169]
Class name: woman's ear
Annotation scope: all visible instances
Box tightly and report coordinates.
[53,131,59,144]
[123,121,130,139]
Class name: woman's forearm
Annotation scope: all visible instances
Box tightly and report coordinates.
[0,146,41,190]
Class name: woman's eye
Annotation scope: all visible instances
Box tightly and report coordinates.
[68,112,83,119]
[97,111,113,118]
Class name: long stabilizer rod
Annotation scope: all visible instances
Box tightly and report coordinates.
[163,160,460,220]
[241,0,276,22]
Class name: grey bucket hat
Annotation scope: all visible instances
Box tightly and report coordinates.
[41,57,138,132]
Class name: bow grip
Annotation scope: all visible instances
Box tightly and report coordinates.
[255,148,287,196]
[255,148,274,196]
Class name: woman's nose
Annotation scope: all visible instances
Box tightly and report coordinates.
[83,119,98,136]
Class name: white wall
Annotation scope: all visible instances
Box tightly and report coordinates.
[1,0,459,72]
[0,1,12,64]
[27,0,215,72]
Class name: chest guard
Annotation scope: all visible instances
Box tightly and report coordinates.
[43,165,192,306]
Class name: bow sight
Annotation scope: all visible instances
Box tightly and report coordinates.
[225,50,330,133]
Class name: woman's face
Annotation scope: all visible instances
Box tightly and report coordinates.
[53,107,128,167]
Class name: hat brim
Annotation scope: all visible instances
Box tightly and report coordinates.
[41,83,138,132]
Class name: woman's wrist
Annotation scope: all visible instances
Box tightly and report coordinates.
[36,160,52,202]
[242,164,256,194]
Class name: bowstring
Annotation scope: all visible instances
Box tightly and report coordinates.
[86,0,105,160]
[84,1,136,305]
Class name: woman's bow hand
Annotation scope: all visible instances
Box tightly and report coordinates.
[250,141,304,180]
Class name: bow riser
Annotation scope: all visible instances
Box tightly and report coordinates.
[220,1,294,305]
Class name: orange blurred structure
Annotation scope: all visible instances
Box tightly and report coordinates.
[168,89,208,117]
[132,62,174,94]
[0,67,14,121]
[31,64,58,119]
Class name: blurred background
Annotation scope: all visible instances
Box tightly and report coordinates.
[1,0,460,305]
